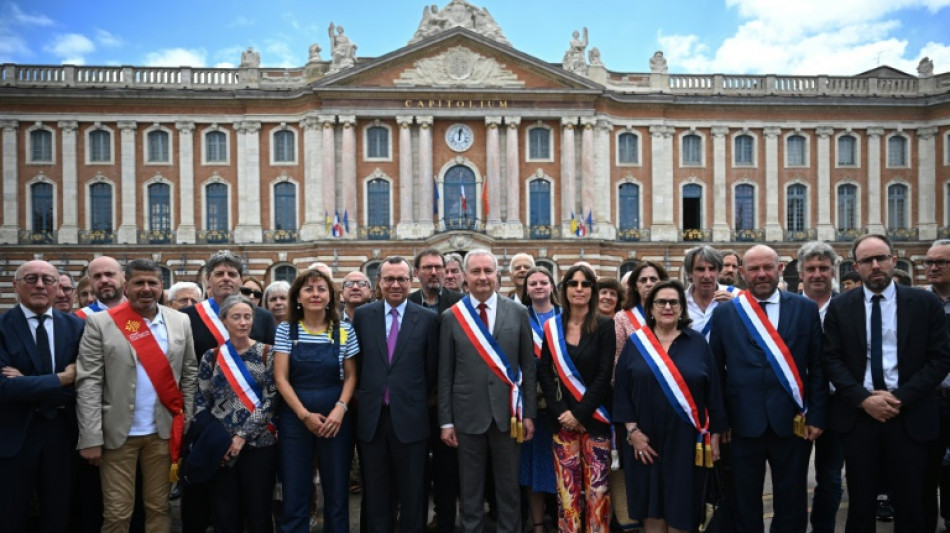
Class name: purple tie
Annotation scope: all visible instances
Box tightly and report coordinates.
[385,308,399,405]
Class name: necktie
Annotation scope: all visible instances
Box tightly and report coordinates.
[871,294,885,390]
[35,314,53,374]
[387,308,399,363]
[478,302,489,329]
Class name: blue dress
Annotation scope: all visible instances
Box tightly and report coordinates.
[519,307,558,494]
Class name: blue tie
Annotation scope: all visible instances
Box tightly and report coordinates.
[870,294,886,390]
[35,314,53,375]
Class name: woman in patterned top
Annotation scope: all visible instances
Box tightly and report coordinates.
[194,294,277,533]
[274,268,359,533]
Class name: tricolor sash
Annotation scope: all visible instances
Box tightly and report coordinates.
[732,291,807,437]
[543,315,610,425]
[623,305,647,331]
[75,300,105,320]
[450,297,524,442]
[195,298,229,347]
[628,326,713,467]
[700,287,740,337]
[528,307,558,359]
[217,341,263,413]
[108,302,185,481]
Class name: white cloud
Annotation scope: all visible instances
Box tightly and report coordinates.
[214,61,236,68]
[8,3,53,26]
[0,32,29,62]
[263,40,301,68]
[44,33,95,62]
[143,48,207,67]
[95,29,122,48]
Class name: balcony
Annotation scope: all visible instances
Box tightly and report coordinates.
[263,229,298,243]
[784,229,817,242]
[527,225,560,240]
[18,230,56,244]
[78,229,114,245]
[359,225,391,241]
[197,230,232,244]
[887,227,919,242]
[732,228,765,242]
[835,228,867,241]
[939,227,950,239]
[438,216,485,233]
[137,229,175,244]
[681,228,712,242]
[618,228,650,242]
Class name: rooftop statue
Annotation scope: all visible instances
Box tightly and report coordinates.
[918,57,934,78]
[328,23,357,74]
[562,27,588,75]
[650,50,668,74]
[408,0,510,46]
[240,47,260,68]
[307,43,323,64]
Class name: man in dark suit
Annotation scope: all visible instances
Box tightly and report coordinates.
[924,238,950,532]
[180,251,275,533]
[352,256,440,532]
[709,244,826,533]
[0,259,85,532]
[439,249,536,533]
[408,248,462,533]
[823,234,950,533]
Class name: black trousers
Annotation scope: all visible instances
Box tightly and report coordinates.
[428,405,459,533]
[212,444,277,533]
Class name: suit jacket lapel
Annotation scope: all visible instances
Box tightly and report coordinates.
[11,306,43,373]
[776,291,792,337]
[895,285,912,360]
[53,312,70,372]
[374,302,390,367]
[493,298,508,338]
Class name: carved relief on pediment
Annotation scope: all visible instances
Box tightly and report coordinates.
[394,45,524,87]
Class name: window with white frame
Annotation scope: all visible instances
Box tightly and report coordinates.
[617,132,639,164]
[735,184,755,231]
[887,183,908,229]
[837,135,857,166]
[787,184,807,232]
[274,182,297,230]
[887,135,908,167]
[89,182,113,232]
[528,127,551,160]
[30,129,53,163]
[618,183,640,230]
[205,183,228,231]
[366,126,389,160]
[148,183,171,231]
[205,131,227,163]
[31,182,53,233]
[786,134,807,166]
[734,134,754,166]
[837,184,857,230]
[147,130,170,163]
[273,264,297,284]
[682,134,702,166]
[273,130,296,163]
[89,129,111,163]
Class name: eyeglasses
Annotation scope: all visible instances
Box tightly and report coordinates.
[381,276,410,286]
[17,274,59,286]
[343,280,370,288]
[653,299,681,309]
[923,259,950,268]
[239,287,263,299]
[855,254,891,266]
[565,280,593,288]
[419,264,443,271]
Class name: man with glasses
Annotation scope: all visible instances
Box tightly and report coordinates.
[167,282,202,311]
[708,244,827,532]
[923,239,950,532]
[341,271,374,323]
[55,270,77,313]
[823,234,950,532]
[0,260,85,532]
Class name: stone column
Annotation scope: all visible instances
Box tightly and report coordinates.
[917,126,939,240]
[116,121,138,244]
[234,120,263,243]
[593,118,615,238]
[0,120,17,243]
[866,127,885,234]
[763,126,782,241]
[560,118,577,235]
[299,115,324,241]
[320,115,337,233]
[815,126,835,240]
[649,125,677,241]
[579,117,596,226]
[485,116,504,236]
[396,115,415,238]
[417,116,435,236]
[711,126,730,241]
[339,115,358,238]
[57,121,79,243]
[175,121,196,243]
[504,117,522,235]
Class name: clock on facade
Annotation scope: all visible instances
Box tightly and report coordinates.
[445,123,474,152]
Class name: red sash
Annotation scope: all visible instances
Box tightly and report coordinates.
[108,302,185,481]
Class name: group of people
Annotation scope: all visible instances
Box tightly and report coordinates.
[2,236,950,533]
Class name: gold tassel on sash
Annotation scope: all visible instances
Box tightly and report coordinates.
[704,439,714,468]
[694,440,703,467]
[793,413,805,438]
[169,461,180,483]
[516,420,525,443]
[510,416,518,439]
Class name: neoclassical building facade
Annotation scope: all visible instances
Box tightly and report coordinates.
[1,0,949,306]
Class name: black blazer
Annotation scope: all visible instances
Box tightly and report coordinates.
[182,303,276,362]
[352,300,439,443]
[0,306,85,457]
[408,288,462,317]
[822,284,950,441]
[537,316,616,437]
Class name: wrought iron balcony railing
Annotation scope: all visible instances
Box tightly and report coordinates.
[137,229,175,244]
[263,229,298,243]
[618,228,650,242]
[681,228,711,242]
[438,217,485,233]
[18,229,56,244]
[835,227,868,241]
[358,225,391,241]
[784,228,817,242]
[887,227,918,242]
[732,228,765,242]
[78,229,114,245]
[197,230,232,244]
[527,225,560,240]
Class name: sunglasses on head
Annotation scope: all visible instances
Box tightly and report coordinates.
[239,287,263,299]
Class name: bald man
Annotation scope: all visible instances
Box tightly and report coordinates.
[77,256,127,318]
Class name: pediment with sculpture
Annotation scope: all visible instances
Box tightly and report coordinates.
[394,45,524,88]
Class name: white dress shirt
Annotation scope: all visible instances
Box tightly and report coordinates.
[130,310,169,437]
[862,282,899,392]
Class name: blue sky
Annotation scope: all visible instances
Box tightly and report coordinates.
[2,0,948,75]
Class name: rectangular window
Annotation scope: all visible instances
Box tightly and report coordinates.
[618,133,638,164]
[367,127,389,159]
[682,135,702,165]
[787,135,806,166]
[273,130,295,163]
[206,131,227,163]
[147,131,169,162]
[528,128,550,160]
[89,130,110,162]
[888,136,907,167]
[30,130,53,162]
[735,135,754,165]
[837,136,856,166]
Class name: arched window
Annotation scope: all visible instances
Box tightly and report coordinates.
[90,182,112,231]
[837,135,856,166]
[89,130,111,162]
[367,178,390,239]
[787,184,807,232]
[682,184,702,231]
[206,131,227,162]
[528,127,550,160]
[888,135,907,167]
[274,265,297,284]
[786,135,806,166]
[837,184,857,230]
[618,183,640,230]
[618,132,639,164]
[734,134,754,165]
[31,182,53,233]
[887,183,908,230]
[274,182,296,230]
[147,130,170,162]
[443,165,477,228]
[206,183,228,231]
[682,134,702,165]
[30,129,53,163]
[735,184,755,231]
[528,179,551,239]
[273,130,295,163]
[148,183,171,233]
[367,126,389,159]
